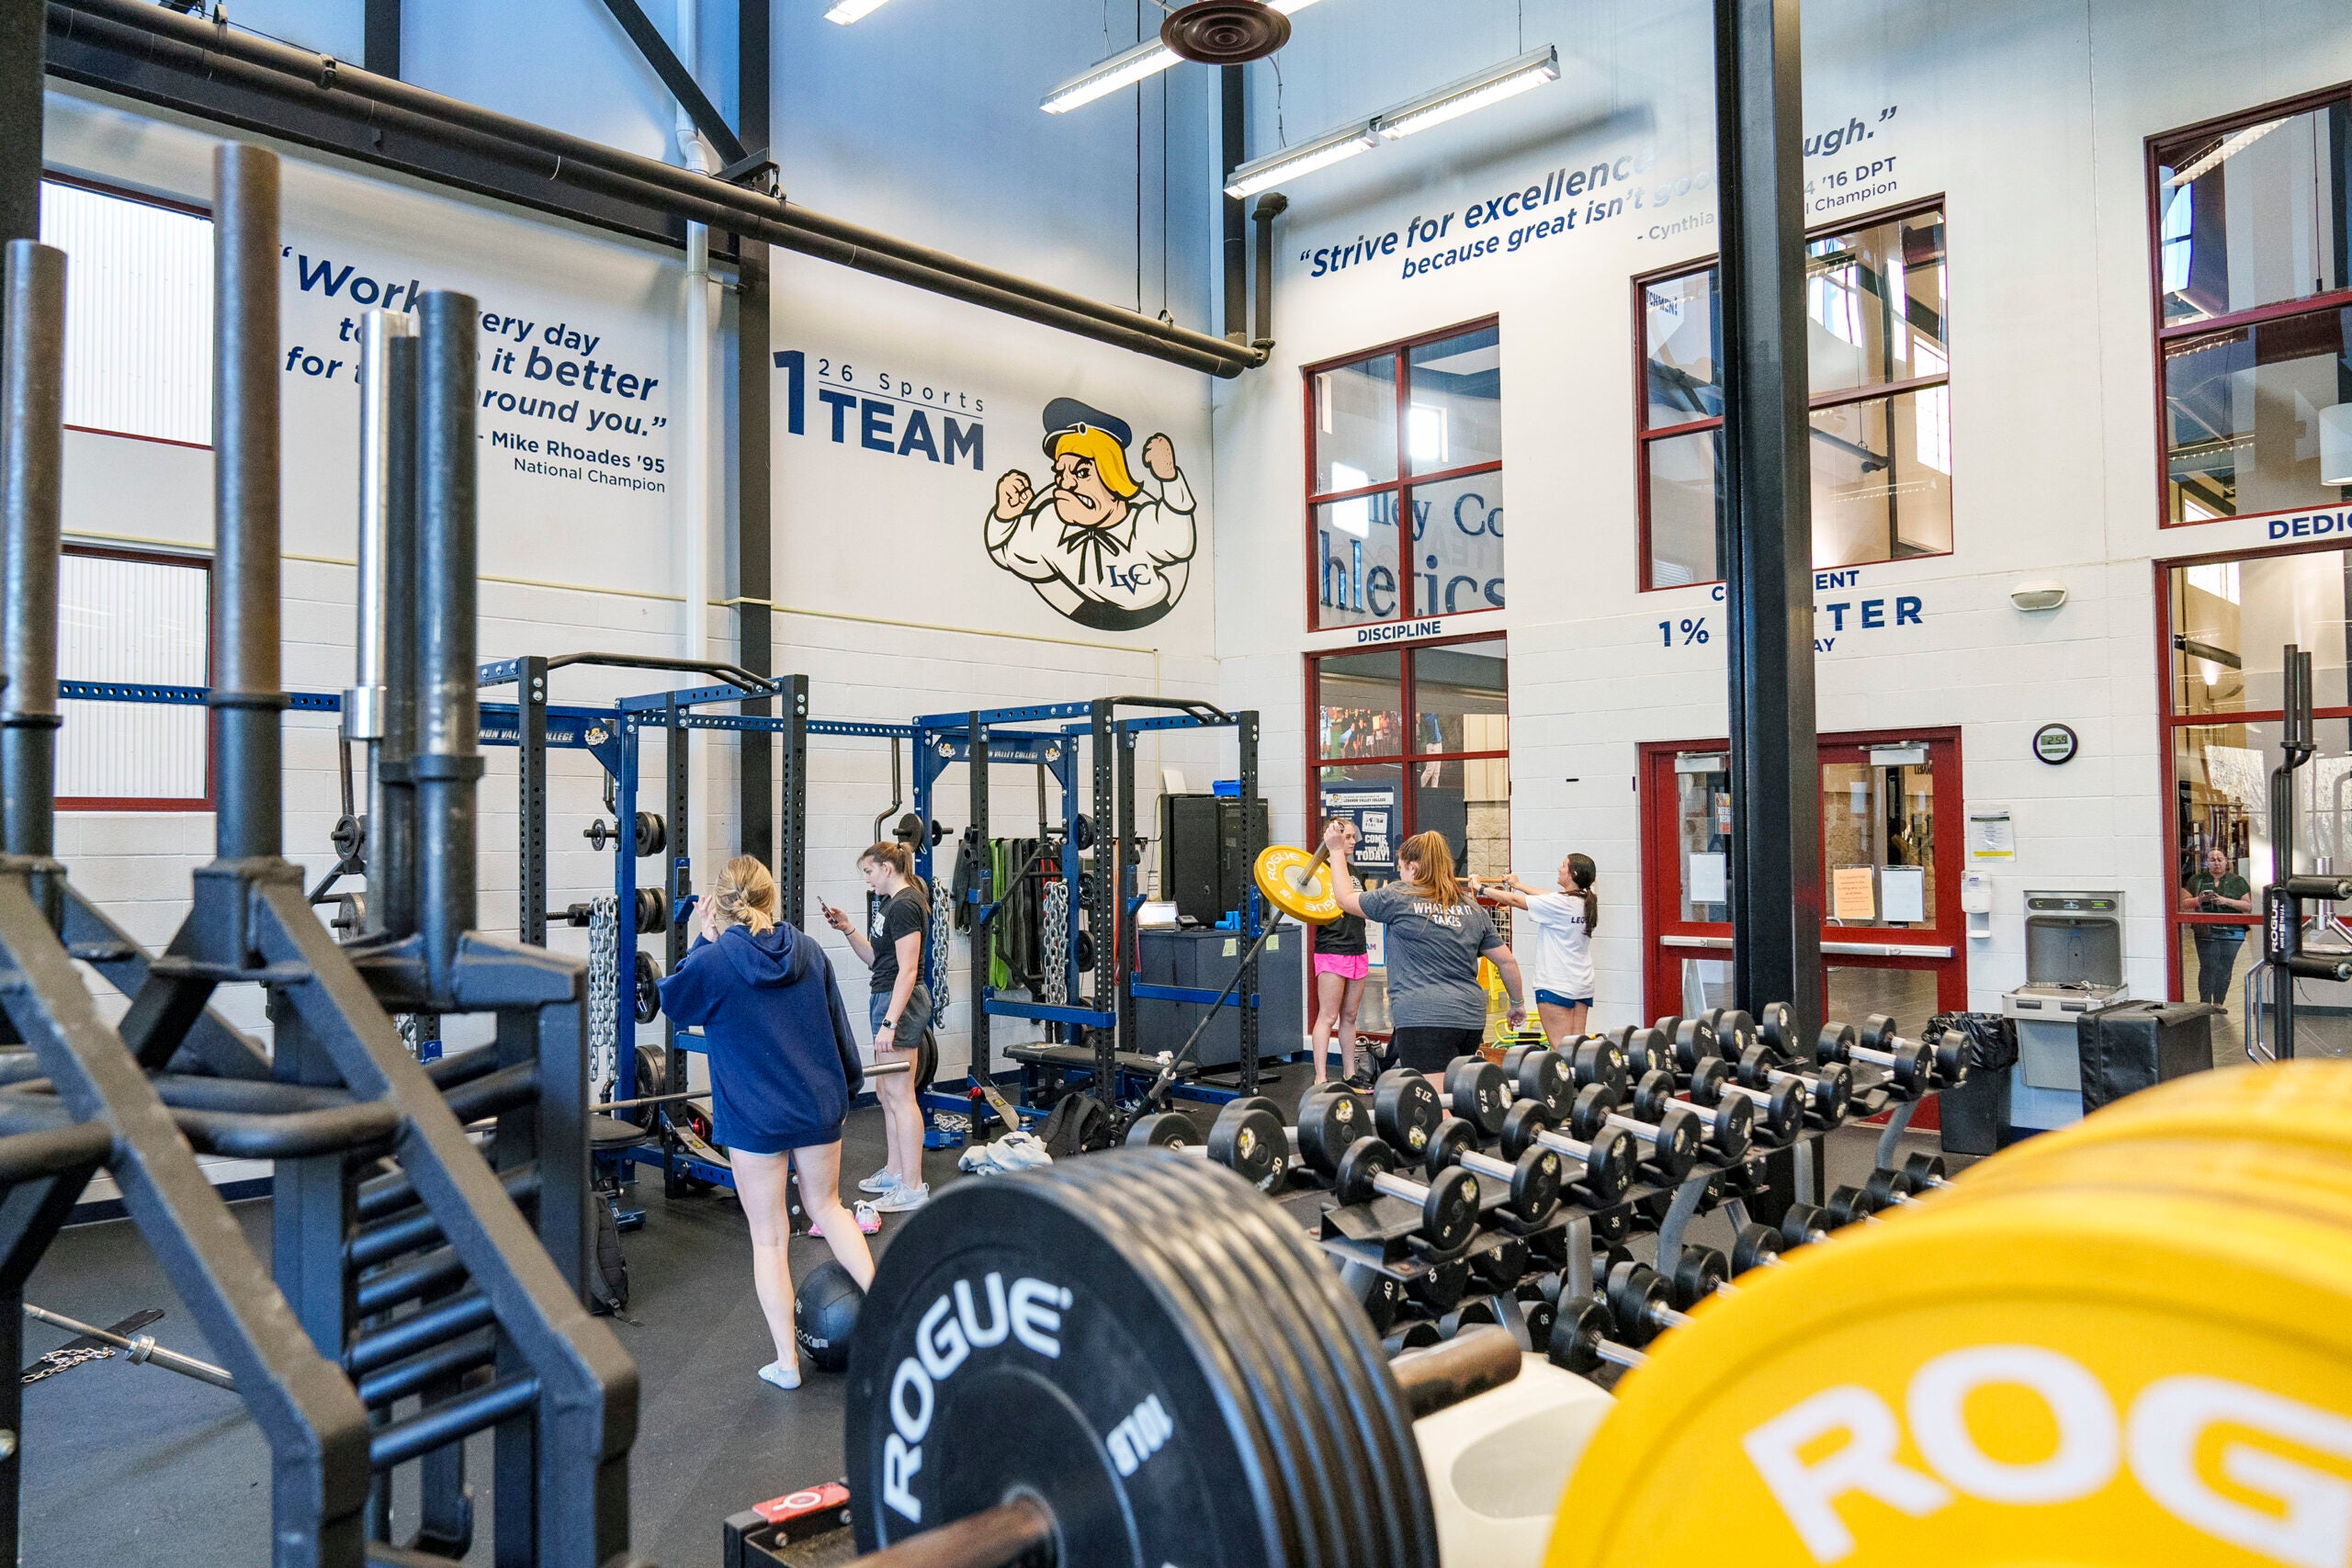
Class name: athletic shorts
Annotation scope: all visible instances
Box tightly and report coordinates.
[1388,1024,1487,1076]
[868,985,933,1052]
[1313,953,1371,981]
[1534,989,1593,1010]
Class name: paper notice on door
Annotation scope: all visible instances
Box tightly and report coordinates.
[1967,807,2015,862]
[1882,864,1927,923]
[1832,866,1877,922]
[1689,852,1728,904]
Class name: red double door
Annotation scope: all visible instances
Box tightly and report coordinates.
[1637,728,1968,1028]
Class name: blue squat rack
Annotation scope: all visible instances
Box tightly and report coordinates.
[907,697,1271,1132]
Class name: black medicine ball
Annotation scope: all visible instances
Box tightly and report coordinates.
[795,1260,865,1373]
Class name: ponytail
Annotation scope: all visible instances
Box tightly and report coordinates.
[713,855,779,935]
[1567,853,1598,935]
[861,841,927,910]
[1398,831,1464,909]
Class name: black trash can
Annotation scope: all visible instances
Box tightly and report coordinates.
[2076,1000,2217,1114]
[1928,1012,2017,1156]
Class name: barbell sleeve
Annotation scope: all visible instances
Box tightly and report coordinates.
[1389,1325,1524,1419]
[848,1494,1056,1568]
[24,1303,234,1391]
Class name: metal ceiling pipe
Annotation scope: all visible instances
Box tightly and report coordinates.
[0,240,65,863]
[412,291,483,994]
[51,0,1267,378]
[371,333,421,942]
[1250,192,1285,348]
[210,141,286,865]
[1221,64,1247,343]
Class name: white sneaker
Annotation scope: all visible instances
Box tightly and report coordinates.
[874,1181,930,1213]
[759,1360,801,1391]
[857,1169,900,1195]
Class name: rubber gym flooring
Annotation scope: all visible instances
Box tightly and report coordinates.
[17,1069,1949,1568]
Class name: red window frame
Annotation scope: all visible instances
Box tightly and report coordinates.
[57,543,213,813]
[1301,317,1503,632]
[2145,84,2352,529]
[1635,728,1967,1021]
[1304,632,1509,864]
[2151,535,2348,1003]
[40,174,216,454]
[1633,195,1954,592]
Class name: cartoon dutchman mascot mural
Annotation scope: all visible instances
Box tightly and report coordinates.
[986,398,1196,631]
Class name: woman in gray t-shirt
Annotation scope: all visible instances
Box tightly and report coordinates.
[1323,821,1527,1077]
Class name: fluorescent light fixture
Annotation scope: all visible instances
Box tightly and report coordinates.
[825,0,895,21]
[1041,0,1330,115]
[1225,120,1376,198]
[1374,44,1559,139]
[2167,116,2286,186]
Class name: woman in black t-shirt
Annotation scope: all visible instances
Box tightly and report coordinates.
[1310,819,1370,1086]
[822,840,933,1213]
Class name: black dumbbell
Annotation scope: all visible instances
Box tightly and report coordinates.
[1495,1043,1573,1118]
[1292,1082,1374,1176]
[1628,1069,1749,1166]
[1426,1116,1566,1227]
[1526,1036,1630,1098]
[1656,1059,1758,1161]
[1822,1182,1887,1228]
[1730,1221,1784,1275]
[1904,1152,1952,1191]
[1329,1136,1485,1258]
[1736,1047,1854,1130]
[1777,1201,1838,1251]
[1702,1008,1758,1055]
[1548,1298,1651,1377]
[1694,1056,1806,1145]
[1497,1098,1637,1204]
[1126,1099,1292,1190]
[1569,1078,1701,1182]
[1670,1017,1721,1075]
[1463,1231,1531,1293]
[1817,1017,1934,1098]
[1373,1068,1449,1159]
[1405,1256,1472,1314]
[1604,1260,1697,1347]
[1663,1245,1730,1310]
[1436,1298,1502,1340]
[1612,1025,1678,1080]
[1438,1056,1513,1138]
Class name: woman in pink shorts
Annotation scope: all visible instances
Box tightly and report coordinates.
[1309,818,1370,1086]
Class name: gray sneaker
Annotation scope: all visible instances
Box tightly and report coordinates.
[857,1168,900,1195]
[873,1181,930,1213]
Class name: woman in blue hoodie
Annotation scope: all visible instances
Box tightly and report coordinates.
[658,855,875,1390]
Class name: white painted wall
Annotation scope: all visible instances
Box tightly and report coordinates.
[1204,0,2352,1024]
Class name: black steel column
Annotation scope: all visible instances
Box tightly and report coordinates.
[1238,711,1261,1092]
[413,291,483,996]
[1714,0,1822,1025]
[666,703,689,1006]
[735,0,774,867]
[0,242,64,874]
[0,0,40,250]
[777,674,807,925]
[209,144,288,869]
[1114,725,1137,1066]
[1089,704,1115,1089]
[1220,65,1246,341]
[968,717,989,1081]
[362,0,401,78]
[518,655,548,945]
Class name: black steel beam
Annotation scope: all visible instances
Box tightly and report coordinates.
[363,0,399,79]
[1714,0,1822,1027]
[45,11,689,250]
[46,1,1261,376]
[594,0,748,169]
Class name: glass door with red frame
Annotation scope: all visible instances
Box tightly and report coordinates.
[1640,729,1966,1026]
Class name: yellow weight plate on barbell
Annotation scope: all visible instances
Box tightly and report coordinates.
[1252,844,1340,926]
[1545,1185,2352,1568]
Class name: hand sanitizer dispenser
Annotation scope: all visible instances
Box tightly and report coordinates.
[1962,872,1993,940]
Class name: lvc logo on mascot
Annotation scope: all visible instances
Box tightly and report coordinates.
[986,399,1195,632]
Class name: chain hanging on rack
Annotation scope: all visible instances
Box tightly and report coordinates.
[587,893,620,1099]
[1041,879,1071,1007]
[926,881,953,1013]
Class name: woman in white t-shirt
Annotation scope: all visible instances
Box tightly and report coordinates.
[1474,852,1598,1042]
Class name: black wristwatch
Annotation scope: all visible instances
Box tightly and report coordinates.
[884,1017,900,1032]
